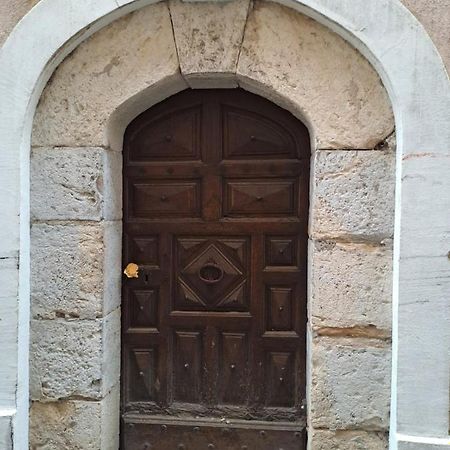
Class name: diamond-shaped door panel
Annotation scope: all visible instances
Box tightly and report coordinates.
[175,237,249,310]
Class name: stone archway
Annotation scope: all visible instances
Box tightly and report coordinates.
[29,2,395,448]
[0,0,449,449]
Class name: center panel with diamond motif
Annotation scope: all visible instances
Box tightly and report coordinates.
[175,237,249,311]
[121,89,309,450]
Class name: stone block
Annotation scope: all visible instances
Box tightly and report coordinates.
[311,150,395,241]
[32,3,180,147]
[31,147,121,221]
[310,430,388,449]
[310,240,392,331]
[237,1,394,149]
[29,385,119,450]
[31,221,121,320]
[30,310,120,401]
[311,338,391,429]
[169,0,250,87]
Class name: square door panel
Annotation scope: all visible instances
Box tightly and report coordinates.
[124,235,159,266]
[126,288,159,330]
[174,237,249,311]
[265,236,298,267]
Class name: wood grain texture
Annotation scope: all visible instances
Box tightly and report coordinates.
[121,88,310,449]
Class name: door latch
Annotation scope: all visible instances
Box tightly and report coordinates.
[124,262,139,279]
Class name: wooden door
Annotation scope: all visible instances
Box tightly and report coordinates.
[121,89,310,450]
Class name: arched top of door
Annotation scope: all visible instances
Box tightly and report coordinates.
[124,89,311,162]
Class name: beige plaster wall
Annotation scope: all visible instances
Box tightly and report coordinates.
[0,0,39,46]
[28,1,396,449]
[400,0,450,73]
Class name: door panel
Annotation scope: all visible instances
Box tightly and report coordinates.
[129,180,202,218]
[223,179,298,217]
[127,348,157,402]
[121,89,310,450]
[218,332,248,405]
[174,331,203,403]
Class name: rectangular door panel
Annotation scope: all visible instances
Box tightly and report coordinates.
[173,331,203,403]
[218,332,248,405]
[129,180,201,218]
[224,178,298,217]
[125,348,158,403]
[266,286,294,332]
[265,351,296,407]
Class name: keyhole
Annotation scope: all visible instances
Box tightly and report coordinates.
[144,273,149,284]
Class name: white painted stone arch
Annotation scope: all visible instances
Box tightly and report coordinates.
[0,1,449,449]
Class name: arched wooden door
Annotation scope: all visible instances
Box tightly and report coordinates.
[121,89,310,450]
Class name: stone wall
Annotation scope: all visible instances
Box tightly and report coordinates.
[2,0,449,74]
[29,1,395,449]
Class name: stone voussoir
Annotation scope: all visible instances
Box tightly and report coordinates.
[237,0,394,149]
[169,0,250,88]
[32,2,180,147]
[310,337,391,430]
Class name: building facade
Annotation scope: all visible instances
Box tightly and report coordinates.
[0,0,449,449]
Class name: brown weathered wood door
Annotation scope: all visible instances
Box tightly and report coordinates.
[121,89,310,450]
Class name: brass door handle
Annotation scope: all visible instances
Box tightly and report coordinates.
[124,263,139,278]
